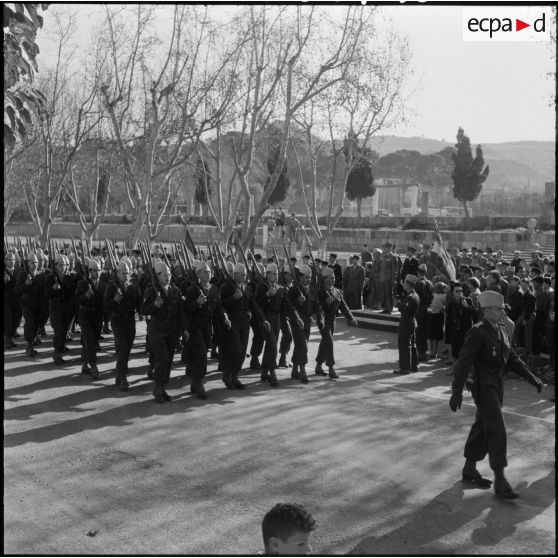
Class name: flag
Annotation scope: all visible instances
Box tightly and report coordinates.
[428,226,456,282]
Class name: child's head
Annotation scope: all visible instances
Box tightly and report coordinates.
[262,503,316,555]
[433,281,448,294]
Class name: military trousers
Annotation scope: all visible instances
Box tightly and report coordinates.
[398,318,417,371]
[382,281,395,312]
[22,305,40,344]
[250,317,265,358]
[291,319,311,366]
[111,316,136,377]
[147,320,179,386]
[464,383,507,469]
[4,296,19,340]
[222,316,250,376]
[261,314,280,371]
[79,312,102,364]
[316,319,335,367]
[279,314,292,355]
[187,321,212,380]
[49,302,73,354]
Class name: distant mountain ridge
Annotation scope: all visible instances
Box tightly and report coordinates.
[368,135,555,192]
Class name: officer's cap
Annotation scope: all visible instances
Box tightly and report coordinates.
[233,263,245,274]
[478,290,504,309]
[404,274,418,285]
[265,263,278,274]
[329,253,337,259]
[302,254,310,260]
[321,267,334,278]
[351,254,360,260]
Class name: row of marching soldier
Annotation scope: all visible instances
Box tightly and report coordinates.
[4,238,357,404]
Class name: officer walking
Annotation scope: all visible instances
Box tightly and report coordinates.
[315,267,358,379]
[449,291,544,499]
[393,274,420,375]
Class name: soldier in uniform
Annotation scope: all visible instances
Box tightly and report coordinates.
[380,242,398,314]
[449,291,543,499]
[249,263,266,371]
[393,274,420,375]
[143,261,189,403]
[414,263,434,362]
[288,264,322,384]
[184,260,229,399]
[75,259,105,378]
[327,253,343,290]
[399,246,419,297]
[104,260,142,391]
[220,262,265,389]
[15,253,42,357]
[46,254,75,365]
[277,264,294,368]
[256,263,295,387]
[4,251,20,348]
[315,267,358,379]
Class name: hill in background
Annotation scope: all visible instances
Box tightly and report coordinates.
[368,135,555,192]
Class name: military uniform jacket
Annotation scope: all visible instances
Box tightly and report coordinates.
[255,280,299,323]
[185,282,225,329]
[452,320,538,396]
[104,281,142,320]
[15,270,42,308]
[317,286,353,323]
[521,290,536,320]
[328,263,343,289]
[343,265,365,293]
[45,272,75,305]
[220,281,264,328]
[75,278,105,323]
[143,284,187,333]
[397,290,420,324]
[379,253,398,283]
[287,283,323,328]
[4,267,18,300]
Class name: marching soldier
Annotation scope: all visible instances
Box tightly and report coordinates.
[249,262,266,371]
[287,265,322,384]
[277,264,294,368]
[315,267,358,379]
[220,263,265,389]
[4,251,20,348]
[184,260,228,399]
[255,262,295,387]
[15,253,42,357]
[142,261,189,403]
[450,290,544,499]
[45,254,75,365]
[75,259,105,378]
[393,274,420,375]
[104,260,142,391]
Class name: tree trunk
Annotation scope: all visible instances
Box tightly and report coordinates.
[129,206,147,247]
[357,197,362,222]
[462,200,470,219]
[318,236,328,259]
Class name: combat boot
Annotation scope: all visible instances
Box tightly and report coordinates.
[278,353,290,368]
[26,343,37,357]
[328,366,339,379]
[314,364,327,376]
[162,389,172,401]
[232,372,245,390]
[268,369,279,388]
[153,383,166,403]
[90,363,100,379]
[494,469,519,499]
[222,371,234,390]
[116,375,129,392]
[260,368,269,382]
[291,364,300,380]
[38,325,46,336]
[4,337,16,349]
[52,352,65,365]
[147,363,154,379]
[190,379,208,400]
[299,366,309,384]
[250,356,262,371]
[81,363,91,375]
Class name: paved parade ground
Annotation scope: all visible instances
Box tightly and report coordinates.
[4,322,555,555]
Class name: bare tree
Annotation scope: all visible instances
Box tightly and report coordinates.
[230,6,373,249]
[291,22,412,256]
[20,11,102,246]
[100,5,243,246]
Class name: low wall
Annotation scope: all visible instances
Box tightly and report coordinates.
[5,222,555,253]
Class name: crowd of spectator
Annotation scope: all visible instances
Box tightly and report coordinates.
[320,243,555,372]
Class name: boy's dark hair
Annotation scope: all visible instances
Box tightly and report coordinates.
[467,277,480,289]
[262,503,316,548]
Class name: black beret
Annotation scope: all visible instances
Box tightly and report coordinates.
[329,253,337,258]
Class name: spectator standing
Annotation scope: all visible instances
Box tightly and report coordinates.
[379,242,398,314]
[532,276,549,355]
[327,253,343,290]
[427,281,448,359]
[414,263,434,362]
[393,274,420,375]
[519,278,536,353]
[360,243,373,264]
[369,248,384,310]
[445,282,476,370]
[400,246,419,293]
[343,254,365,310]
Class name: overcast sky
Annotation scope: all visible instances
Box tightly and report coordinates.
[35,3,556,145]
